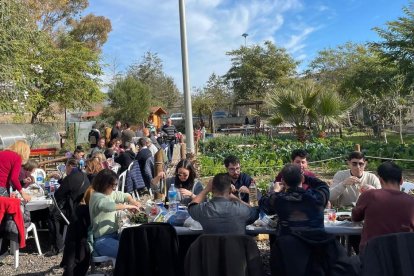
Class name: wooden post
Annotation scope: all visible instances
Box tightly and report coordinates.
[180,143,186,160]
[354,144,361,152]
[154,149,165,200]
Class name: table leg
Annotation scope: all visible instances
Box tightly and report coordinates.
[345,235,352,256]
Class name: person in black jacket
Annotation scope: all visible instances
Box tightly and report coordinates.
[115,144,136,175]
[46,158,90,256]
[136,137,154,189]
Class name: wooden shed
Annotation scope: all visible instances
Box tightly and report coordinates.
[148,106,167,129]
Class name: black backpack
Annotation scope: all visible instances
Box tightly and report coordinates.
[88,130,98,145]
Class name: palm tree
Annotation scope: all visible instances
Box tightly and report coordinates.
[267,79,354,140]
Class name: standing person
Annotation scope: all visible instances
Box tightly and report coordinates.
[103,124,112,146]
[135,138,154,189]
[188,173,259,234]
[274,149,316,190]
[260,164,329,235]
[224,155,253,203]
[110,121,122,141]
[88,124,100,149]
[89,169,141,258]
[90,138,106,157]
[352,162,414,253]
[330,151,381,208]
[165,159,204,206]
[161,118,177,162]
[0,140,31,201]
[121,122,135,148]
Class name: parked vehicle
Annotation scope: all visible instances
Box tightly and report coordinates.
[212,111,229,118]
[170,113,184,121]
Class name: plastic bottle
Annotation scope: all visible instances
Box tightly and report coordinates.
[249,180,258,207]
[36,170,44,185]
[79,159,85,169]
[168,184,178,211]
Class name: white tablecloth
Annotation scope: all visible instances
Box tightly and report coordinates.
[174,221,362,236]
[25,197,53,212]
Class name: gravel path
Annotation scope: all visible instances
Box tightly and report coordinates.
[0,232,272,276]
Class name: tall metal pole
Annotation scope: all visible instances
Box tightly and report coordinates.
[242,33,248,47]
[178,0,194,155]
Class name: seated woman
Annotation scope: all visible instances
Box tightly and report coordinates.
[20,159,38,188]
[85,156,104,183]
[165,159,203,206]
[89,169,141,258]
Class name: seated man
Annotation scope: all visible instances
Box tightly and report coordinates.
[260,164,329,235]
[330,151,380,208]
[274,149,316,190]
[352,162,414,253]
[224,155,254,203]
[188,173,259,234]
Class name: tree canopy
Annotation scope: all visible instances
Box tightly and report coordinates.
[128,52,182,109]
[106,76,151,125]
[225,41,297,101]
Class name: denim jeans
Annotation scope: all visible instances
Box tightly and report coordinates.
[94,232,119,258]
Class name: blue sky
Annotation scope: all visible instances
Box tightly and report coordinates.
[86,0,409,92]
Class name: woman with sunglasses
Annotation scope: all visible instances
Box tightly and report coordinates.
[89,169,141,258]
[166,159,204,206]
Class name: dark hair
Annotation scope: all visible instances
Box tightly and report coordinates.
[291,149,309,161]
[76,145,84,151]
[23,159,38,171]
[124,122,130,128]
[174,159,197,190]
[138,137,148,147]
[74,148,84,155]
[212,173,232,194]
[66,158,79,167]
[108,141,114,148]
[92,169,118,193]
[377,162,402,184]
[281,164,302,187]
[347,151,365,161]
[224,155,240,168]
[104,148,115,159]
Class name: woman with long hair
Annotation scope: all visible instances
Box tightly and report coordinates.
[0,140,31,201]
[89,169,141,258]
[85,156,104,183]
[166,159,203,206]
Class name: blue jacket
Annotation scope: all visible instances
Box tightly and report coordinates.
[125,161,145,192]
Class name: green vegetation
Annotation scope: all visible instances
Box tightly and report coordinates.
[198,135,414,178]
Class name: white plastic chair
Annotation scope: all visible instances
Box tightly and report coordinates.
[118,170,127,193]
[26,223,42,255]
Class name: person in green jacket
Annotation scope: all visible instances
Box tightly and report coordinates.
[89,169,141,258]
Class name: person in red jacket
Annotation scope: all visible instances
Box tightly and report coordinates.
[0,140,32,202]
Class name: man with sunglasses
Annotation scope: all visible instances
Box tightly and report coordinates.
[330,151,380,209]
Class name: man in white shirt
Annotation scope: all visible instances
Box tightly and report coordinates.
[330,151,380,208]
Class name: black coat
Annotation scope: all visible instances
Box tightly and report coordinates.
[60,205,91,276]
[361,232,414,276]
[114,223,179,276]
[271,230,360,276]
[184,234,265,276]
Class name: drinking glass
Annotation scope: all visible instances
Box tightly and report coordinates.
[326,209,337,223]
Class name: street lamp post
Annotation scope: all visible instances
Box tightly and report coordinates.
[242,33,248,47]
[178,0,195,155]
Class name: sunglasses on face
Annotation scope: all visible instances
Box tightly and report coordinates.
[351,162,365,167]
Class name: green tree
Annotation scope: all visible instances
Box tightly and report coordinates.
[106,76,151,124]
[372,3,414,85]
[267,79,353,141]
[225,41,297,101]
[128,52,181,109]
[0,0,38,110]
[28,34,105,123]
[192,73,231,132]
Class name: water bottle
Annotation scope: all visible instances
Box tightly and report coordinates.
[36,170,44,185]
[168,184,178,211]
[79,159,85,169]
[249,180,258,207]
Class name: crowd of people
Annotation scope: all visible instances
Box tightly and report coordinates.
[1,130,414,274]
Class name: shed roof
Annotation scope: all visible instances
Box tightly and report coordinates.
[149,106,167,115]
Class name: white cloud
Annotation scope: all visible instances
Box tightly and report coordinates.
[87,0,318,91]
